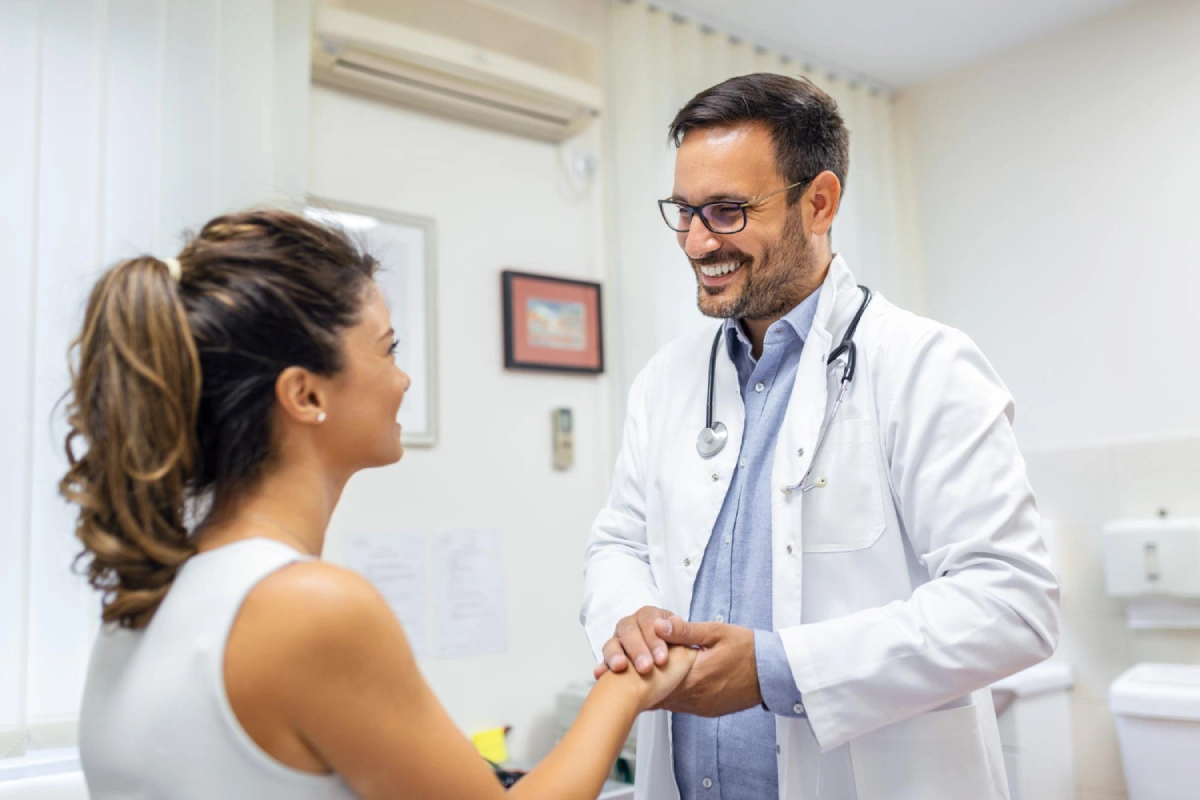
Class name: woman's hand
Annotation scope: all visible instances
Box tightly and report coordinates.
[631,645,697,711]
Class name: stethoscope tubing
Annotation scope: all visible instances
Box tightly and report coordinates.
[697,286,873,486]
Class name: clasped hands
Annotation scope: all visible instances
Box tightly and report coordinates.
[593,606,763,717]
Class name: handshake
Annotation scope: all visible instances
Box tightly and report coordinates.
[593,606,765,718]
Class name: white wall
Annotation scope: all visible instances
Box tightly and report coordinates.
[308,85,612,763]
[901,0,1200,453]
[902,2,1200,798]
[0,0,310,756]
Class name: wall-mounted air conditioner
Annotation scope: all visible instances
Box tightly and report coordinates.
[312,0,603,143]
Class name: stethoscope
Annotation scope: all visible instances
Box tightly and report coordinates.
[697,285,873,493]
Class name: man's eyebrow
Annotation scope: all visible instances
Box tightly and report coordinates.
[666,193,749,204]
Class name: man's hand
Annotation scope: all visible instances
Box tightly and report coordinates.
[652,615,763,717]
[592,606,675,679]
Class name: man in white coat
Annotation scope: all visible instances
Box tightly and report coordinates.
[581,73,1060,800]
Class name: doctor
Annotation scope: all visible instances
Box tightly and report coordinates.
[581,73,1060,800]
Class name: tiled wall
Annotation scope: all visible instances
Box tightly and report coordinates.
[1025,435,1200,800]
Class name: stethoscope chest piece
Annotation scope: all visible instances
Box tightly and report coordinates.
[697,422,728,458]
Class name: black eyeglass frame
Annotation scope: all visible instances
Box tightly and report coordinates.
[657,177,816,234]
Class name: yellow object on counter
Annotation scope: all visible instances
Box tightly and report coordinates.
[472,726,509,764]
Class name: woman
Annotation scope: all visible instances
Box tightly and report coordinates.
[62,209,692,799]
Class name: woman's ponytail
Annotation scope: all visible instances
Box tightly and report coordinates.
[60,256,201,629]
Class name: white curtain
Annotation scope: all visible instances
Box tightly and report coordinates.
[0,0,311,758]
[605,0,924,413]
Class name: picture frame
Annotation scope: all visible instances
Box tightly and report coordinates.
[305,197,439,446]
[501,270,604,374]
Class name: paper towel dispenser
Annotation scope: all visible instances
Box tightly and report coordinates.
[1102,518,1200,597]
[1102,517,1200,629]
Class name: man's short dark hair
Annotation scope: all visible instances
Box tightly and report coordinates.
[668,73,850,205]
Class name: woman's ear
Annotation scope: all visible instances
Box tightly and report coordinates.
[275,366,327,426]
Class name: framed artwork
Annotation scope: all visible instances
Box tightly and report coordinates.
[305,197,439,446]
[502,270,604,374]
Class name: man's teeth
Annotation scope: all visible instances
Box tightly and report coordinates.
[700,262,742,277]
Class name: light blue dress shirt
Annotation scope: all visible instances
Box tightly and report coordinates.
[672,288,820,799]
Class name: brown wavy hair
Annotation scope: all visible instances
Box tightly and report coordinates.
[59,209,377,629]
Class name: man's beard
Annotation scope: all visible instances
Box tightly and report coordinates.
[691,214,816,321]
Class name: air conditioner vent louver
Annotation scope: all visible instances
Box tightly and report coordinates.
[312,1,601,143]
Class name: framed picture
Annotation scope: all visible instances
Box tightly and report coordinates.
[305,197,439,446]
[502,270,604,374]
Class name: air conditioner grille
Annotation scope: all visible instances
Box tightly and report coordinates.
[333,58,575,127]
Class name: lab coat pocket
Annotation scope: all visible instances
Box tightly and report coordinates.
[800,418,886,552]
[848,704,993,800]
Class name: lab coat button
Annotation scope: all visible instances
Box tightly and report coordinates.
[711,473,719,482]
[776,744,782,755]
[702,778,713,789]
[794,702,805,715]
[683,558,691,567]
[786,544,793,555]
[797,447,805,457]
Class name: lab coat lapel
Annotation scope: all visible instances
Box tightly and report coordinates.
[771,257,860,629]
[675,334,744,615]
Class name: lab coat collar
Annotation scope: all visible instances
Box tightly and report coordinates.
[811,253,863,348]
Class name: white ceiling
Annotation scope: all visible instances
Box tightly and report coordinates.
[652,0,1140,87]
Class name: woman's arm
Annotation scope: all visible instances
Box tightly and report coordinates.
[227,560,691,800]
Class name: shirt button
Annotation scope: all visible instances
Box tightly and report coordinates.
[739,458,747,468]
[754,382,765,392]
[715,613,724,623]
[702,778,713,789]
[723,536,732,545]
[794,702,805,715]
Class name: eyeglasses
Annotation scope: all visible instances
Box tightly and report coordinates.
[658,178,814,234]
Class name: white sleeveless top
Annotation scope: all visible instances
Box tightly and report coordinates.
[80,538,357,800]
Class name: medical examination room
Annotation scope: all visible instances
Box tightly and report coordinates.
[1,0,1198,798]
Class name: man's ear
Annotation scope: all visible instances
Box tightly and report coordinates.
[806,170,842,238]
[275,366,327,426]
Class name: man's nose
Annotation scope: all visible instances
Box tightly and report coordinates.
[683,215,721,260]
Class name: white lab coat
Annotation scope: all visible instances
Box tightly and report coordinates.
[581,256,1060,800]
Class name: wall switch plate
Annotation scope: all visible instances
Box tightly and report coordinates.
[552,408,573,470]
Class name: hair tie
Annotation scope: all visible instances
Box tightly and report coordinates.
[162,258,182,282]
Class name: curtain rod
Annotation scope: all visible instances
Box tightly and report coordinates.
[632,0,897,97]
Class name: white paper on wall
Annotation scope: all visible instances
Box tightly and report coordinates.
[344,532,430,661]
[432,529,508,659]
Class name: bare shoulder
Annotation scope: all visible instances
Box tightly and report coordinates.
[239,559,403,657]
[230,559,404,667]
[252,559,379,612]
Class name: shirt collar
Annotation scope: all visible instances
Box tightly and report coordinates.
[724,286,823,360]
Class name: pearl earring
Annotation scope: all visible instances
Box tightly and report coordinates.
[316,411,327,423]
